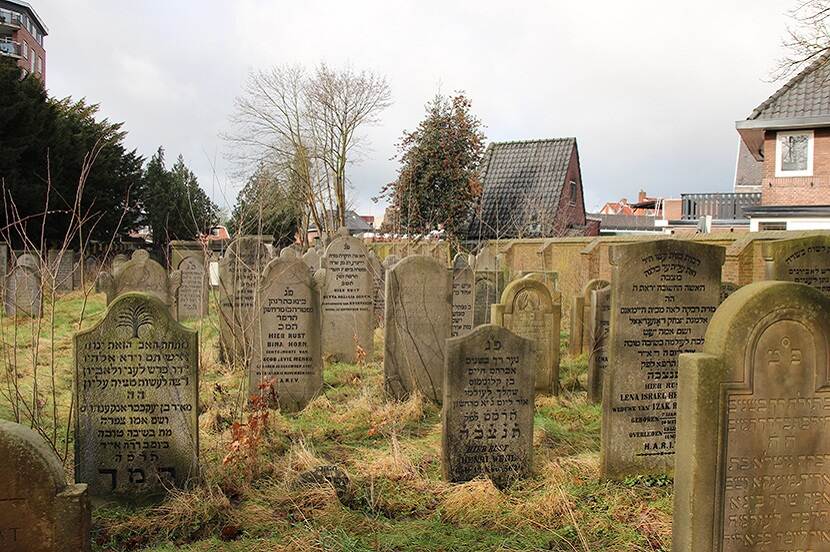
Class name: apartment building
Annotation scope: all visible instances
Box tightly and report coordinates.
[0,0,47,81]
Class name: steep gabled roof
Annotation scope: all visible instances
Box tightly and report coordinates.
[468,138,578,239]
[748,53,830,121]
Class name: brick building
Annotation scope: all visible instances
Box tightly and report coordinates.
[467,138,597,239]
[0,0,46,82]
[736,54,830,230]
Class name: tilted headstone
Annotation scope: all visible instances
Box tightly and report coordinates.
[580,279,610,354]
[250,252,322,412]
[673,282,830,552]
[384,255,452,402]
[75,293,198,501]
[442,324,535,488]
[368,250,385,329]
[473,247,504,326]
[175,254,208,321]
[47,249,76,293]
[5,253,42,317]
[0,419,91,551]
[218,236,271,364]
[98,250,181,312]
[587,285,610,403]
[451,253,475,337]
[320,228,374,363]
[492,273,561,395]
[600,240,724,479]
[764,234,830,293]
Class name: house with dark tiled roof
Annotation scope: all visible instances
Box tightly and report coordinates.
[736,53,830,230]
[467,138,597,239]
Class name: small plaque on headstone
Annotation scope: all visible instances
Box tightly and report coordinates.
[442,324,535,488]
[75,293,199,501]
[673,282,830,552]
[384,255,452,402]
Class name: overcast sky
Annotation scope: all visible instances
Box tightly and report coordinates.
[38,0,793,218]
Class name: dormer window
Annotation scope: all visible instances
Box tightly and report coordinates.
[775,130,813,177]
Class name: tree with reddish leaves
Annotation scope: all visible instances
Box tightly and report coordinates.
[382,93,486,241]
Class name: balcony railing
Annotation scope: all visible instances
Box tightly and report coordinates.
[0,8,24,28]
[0,37,21,57]
[681,192,760,221]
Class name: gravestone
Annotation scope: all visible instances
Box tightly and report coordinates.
[451,253,475,337]
[368,250,385,329]
[218,236,271,364]
[250,252,322,412]
[0,419,91,551]
[441,324,535,488]
[580,279,610,354]
[673,281,830,552]
[111,253,128,275]
[75,293,199,501]
[302,248,321,273]
[719,281,738,303]
[384,255,452,402]
[587,285,610,403]
[47,249,76,293]
[383,254,400,269]
[600,240,724,479]
[569,296,585,356]
[175,254,208,321]
[764,234,830,293]
[473,247,504,326]
[79,255,100,291]
[492,274,560,395]
[279,245,299,259]
[98,250,181,312]
[5,254,42,317]
[320,228,373,363]
[0,243,8,290]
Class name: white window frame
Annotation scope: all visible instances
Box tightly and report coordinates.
[775,130,814,177]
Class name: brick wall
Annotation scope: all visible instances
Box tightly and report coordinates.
[762,128,830,206]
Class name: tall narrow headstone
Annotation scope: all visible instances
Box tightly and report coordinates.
[587,285,610,403]
[492,274,560,395]
[580,279,610,354]
[75,293,199,501]
[569,296,585,356]
[175,254,208,321]
[5,254,41,317]
[451,253,475,337]
[320,228,373,363]
[0,419,91,551]
[442,324,535,488]
[368,250,385,329]
[301,248,321,274]
[218,236,271,364]
[763,234,830,293]
[600,240,724,479]
[473,247,504,326]
[250,252,322,412]
[384,255,452,402]
[673,282,830,552]
[47,249,76,293]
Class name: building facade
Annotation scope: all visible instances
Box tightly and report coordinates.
[0,1,46,81]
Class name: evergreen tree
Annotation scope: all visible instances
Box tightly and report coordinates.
[229,164,302,247]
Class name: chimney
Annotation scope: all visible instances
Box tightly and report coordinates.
[638,190,647,203]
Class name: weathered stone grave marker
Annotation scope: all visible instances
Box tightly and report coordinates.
[719,281,738,303]
[441,324,535,487]
[586,284,610,403]
[320,228,373,363]
[4,253,42,317]
[492,273,560,395]
[218,236,271,364]
[384,255,452,402]
[98,250,181,313]
[170,242,209,321]
[673,281,830,552]
[600,240,723,479]
[250,251,322,412]
[302,248,321,273]
[473,247,504,326]
[0,419,91,551]
[75,293,198,501]
[451,253,475,337]
[764,233,830,293]
[47,249,76,293]
[368,250,385,329]
[580,279,609,354]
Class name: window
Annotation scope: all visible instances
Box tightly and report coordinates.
[759,221,787,231]
[775,130,813,177]
[22,42,27,58]
[29,52,33,72]
[568,181,577,205]
[36,55,41,73]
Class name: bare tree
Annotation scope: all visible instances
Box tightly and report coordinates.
[775,0,830,79]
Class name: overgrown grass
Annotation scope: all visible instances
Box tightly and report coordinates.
[0,292,672,551]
